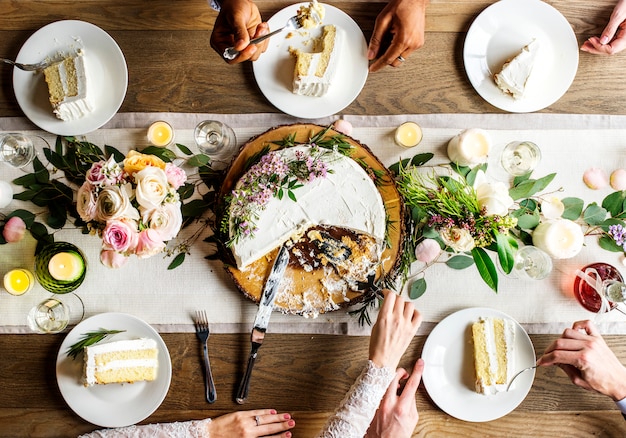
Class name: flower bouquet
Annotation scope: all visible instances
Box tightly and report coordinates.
[76,151,187,268]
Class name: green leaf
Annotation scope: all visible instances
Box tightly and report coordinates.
[599,235,624,253]
[602,191,626,217]
[561,197,585,220]
[6,209,36,227]
[29,222,50,242]
[409,278,427,299]
[187,154,211,167]
[181,199,211,218]
[176,143,193,156]
[519,198,538,211]
[177,183,195,200]
[496,232,515,274]
[388,158,410,175]
[471,247,498,292]
[583,203,608,226]
[511,208,540,230]
[167,252,186,270]
[105,145,125,162]
[446,255,474,269]
[600,218,626,232]
[288,190,297,202]
[409,152,434,167]
[509,173,556,200]
[513,173,532,186]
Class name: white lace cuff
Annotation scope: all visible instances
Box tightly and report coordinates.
[317,360,395,438]
[78,418,211,438]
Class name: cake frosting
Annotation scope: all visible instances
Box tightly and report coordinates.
[83,338,158,386]
[297,0,324,29]
[289,25,342,97]
[471,317,515,395]
[494,39,540,100]
[228,145,386,270]
[43,49,93,121]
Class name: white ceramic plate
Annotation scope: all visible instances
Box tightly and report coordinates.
[252,3,368,119]
[463,0,578,112]
[13,20,128,135]
[422,307,535,422]
[56,313,172,428]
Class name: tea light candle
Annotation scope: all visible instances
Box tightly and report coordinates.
[447,128,491,167]
[0,180,13,208]
[394,122,423,148]
[48,252,83,281]
[147,121,174,147]
[3,269,34,295]
[532,219,584,259]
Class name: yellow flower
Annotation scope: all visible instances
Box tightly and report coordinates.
[123,150,166,175]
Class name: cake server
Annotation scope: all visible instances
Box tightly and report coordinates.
[236,244,290,404]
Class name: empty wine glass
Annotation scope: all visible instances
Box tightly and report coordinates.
[0,133,36,168]
[500,141,541,176]
[511,246,552,280]
[26,293,84,334]
[194,120,237,169]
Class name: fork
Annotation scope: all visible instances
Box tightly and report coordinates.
[1,57,62,72]
[223,14,309,60]
[194,310,217,403]
[506,365,538,391]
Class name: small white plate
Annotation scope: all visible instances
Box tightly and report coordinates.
[422,307,535,422]
[463,0,578,112]
[56,313,172,428]
[13,20,128,135]
[252,3,368,119]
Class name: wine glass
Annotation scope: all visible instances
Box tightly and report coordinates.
[511,246,552,280]
[26,293,85,334]
[194,120,237,169]
[500,141,541,176]
[573,262,624,313]
[0,133,36,168]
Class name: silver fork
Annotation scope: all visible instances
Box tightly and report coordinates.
[223,14,309,60]
[1,57,62,72]
[194,310,217,403]
[506,365,538,391]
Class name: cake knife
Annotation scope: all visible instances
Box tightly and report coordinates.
[236,244,290,404]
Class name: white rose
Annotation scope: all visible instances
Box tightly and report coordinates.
[95,184,139,222]
[447,128,491,167]
[142,202,183,241]
[474,171,514,217]
[76,181,97,222]
[440,227,476,252]
[135,166,170,210]
[532,219,584,259]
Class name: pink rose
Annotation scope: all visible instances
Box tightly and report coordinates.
[102,219,138,253]
[135,228,166,259]
[415,238,441,263]
[2,216,26,243]
[100,249,129,268]
[165,163,187,189]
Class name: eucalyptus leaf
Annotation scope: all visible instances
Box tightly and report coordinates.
[561,197,585,220]
[409,152,434,167]
[187,154,211,167]
[599,235,624,253]
[509,173,556,200]
[583,203,608,226]
[176,143,193,155]
[446,255,474,269]
[600,218,626,232]
[168,252,186,270]
[513,173,532,186]
[409,278,427,299]
[471,247,498,292]
[602,191,626,217]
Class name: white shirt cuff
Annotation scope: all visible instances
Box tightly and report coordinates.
[615,397,626,414]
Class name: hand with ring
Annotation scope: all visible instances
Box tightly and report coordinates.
[205,408,295,437]
[368,0,429,72]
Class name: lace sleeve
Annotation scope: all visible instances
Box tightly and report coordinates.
[78,419,211,438]
[316,360,395,438]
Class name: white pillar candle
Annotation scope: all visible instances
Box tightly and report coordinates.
[447,128,491,167]
[0,180,13,208]
[532,219,584,259]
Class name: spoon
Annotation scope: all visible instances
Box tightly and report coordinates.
[506,365,538,391]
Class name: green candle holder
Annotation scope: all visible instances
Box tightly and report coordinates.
[34,242,87,294]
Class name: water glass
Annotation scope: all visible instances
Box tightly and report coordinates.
[26,293,84,334]
[0,133,36,168]
[500,141,541,176]
[194,120,237,169]
[511,246,552,280]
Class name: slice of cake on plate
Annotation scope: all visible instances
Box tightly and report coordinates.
[494,39,540,100]
[471,317,515,395]
[83,338,159,386]
[43,49,94,121]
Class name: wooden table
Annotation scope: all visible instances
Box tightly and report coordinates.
[2,1,626,437]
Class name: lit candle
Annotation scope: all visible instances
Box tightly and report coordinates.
[48,252,84,282]
[532,219,584,259]
[0,180,13,208]
[147,121,174,147]
[3,269,34,295]
[394,122,423,148]
[447,128,491,167]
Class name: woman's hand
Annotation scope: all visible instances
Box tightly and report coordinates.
[581,0,626,55]
[205,409,295,438]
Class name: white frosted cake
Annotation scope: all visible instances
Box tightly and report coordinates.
[227,144,386,270]
[83,338,158,386]
[471,317,515,395]
[289,25,342,97]
[494,39,540,100]
[43,49,93,121]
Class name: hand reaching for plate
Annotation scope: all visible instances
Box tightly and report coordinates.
[581,0,626,55]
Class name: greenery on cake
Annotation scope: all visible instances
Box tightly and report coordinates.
[66,328,126,360]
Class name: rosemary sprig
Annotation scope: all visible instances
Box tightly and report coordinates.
[66,328,126,360]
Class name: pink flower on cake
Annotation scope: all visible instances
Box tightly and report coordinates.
[2,216,26,243]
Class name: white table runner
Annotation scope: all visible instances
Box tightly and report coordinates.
[2,112,626,335]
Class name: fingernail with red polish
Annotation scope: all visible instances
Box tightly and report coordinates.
[288,420,295,427]
[283,413,291,420]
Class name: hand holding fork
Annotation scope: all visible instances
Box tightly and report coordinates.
[194,310,217,403]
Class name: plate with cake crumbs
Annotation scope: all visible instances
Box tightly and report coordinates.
[56,312,171,428]
[252,3,368,119]
[463,0,578,113]
[13,20,127,135]
[421,307,535,422]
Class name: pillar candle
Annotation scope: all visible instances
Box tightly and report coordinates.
[3,268,34,295]
[147,121,174,147]
[48,252,84,281]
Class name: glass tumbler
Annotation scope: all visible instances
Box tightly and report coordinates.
[194,120,237,169]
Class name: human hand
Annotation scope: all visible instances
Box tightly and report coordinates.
[210,0,270,63]
[205,409,295,437]
[365,358,424,438]
[581,0,626,55]
[537,320,626,401]
[368,0,428,72]
[369,289,422,369]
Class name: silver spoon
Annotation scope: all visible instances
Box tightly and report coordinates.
[506,365,538,391]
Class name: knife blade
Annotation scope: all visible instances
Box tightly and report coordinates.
[236,244,290,404]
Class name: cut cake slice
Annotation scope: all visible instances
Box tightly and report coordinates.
[471,317,515,395]
[494,39,540,100]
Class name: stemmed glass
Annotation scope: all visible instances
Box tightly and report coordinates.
[500,141,542,176]
[511,246,552,280]
[574,263,625,314]
[194,120,238,169]
[0,133,37,168]
[26,293,84,334]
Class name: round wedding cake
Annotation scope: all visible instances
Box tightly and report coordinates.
[217,124,404,317]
